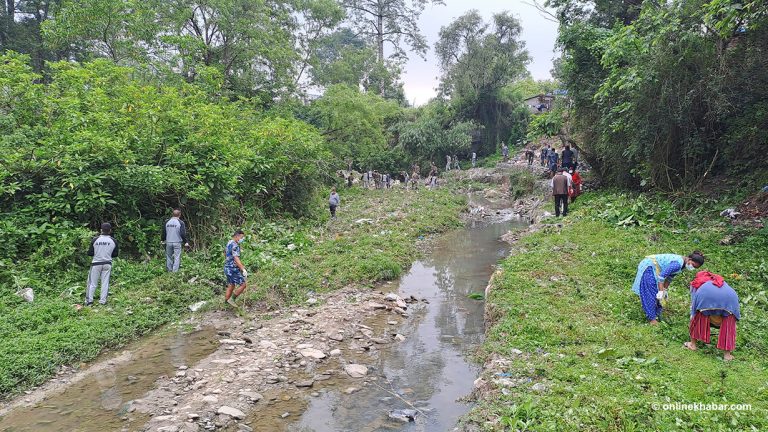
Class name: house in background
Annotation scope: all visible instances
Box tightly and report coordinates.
[524,93,555,113]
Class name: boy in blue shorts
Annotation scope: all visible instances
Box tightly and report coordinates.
[224,230,248,307]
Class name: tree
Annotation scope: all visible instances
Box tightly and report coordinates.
[42,0,157,63]
[435,10,530,154]
[291,0,346,90]
[394,100,475,163]
[1,0,63,70]
[551,0,768,190]
[309,28,378,88]
[342,0,443,63]
[309,84,402,169]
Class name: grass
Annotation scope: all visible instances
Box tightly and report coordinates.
[0,185,465,400]
[469,190,768,431]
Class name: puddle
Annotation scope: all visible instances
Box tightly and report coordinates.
[0,327,218,432]
[287,215,525,431]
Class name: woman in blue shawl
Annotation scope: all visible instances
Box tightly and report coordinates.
[631,251,705,324]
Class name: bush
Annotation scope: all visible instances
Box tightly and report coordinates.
[0,54,329,286]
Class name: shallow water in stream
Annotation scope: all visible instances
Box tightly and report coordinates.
[0,327,218,432]
[286,215,526,432]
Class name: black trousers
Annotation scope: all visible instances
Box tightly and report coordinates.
[554,194,569,217]
[330,204,337,218]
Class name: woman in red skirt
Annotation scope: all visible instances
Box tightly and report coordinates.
[684,272,740,361]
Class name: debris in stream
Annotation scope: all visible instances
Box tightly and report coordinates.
[388,408,418,423]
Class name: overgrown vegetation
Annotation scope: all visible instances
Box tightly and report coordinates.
[550,0,768,190]
[471,190,768,431]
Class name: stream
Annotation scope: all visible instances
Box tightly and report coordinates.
[288,213,524,431]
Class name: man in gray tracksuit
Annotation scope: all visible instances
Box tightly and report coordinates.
[161,209,189,272]
[86,223,119,306]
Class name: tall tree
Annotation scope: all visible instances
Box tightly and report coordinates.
[1,0,62,70]
[341,0,443,63]
[435,10,530,153]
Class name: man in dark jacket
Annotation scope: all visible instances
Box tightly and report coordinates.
[551,168,570,217]
[161,209,189,272]
[562,145,575,169]
[86,223,119,305]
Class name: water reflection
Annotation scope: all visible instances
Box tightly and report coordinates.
[294,219,523,431]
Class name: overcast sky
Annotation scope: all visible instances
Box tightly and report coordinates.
[401,0,559,106]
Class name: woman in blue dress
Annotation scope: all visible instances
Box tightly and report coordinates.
[631,251,705,324]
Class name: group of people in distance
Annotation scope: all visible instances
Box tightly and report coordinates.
[633,252,741,361]
[536,144,581,217]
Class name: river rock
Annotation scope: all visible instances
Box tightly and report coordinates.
[217,406,245,419]
[328,333,344,342]
[344,364,368,378]
[368,302,387,310]
[259,340,278,350]
[394,334,406,342]
[384,293,400,302]
[219,339,246,345]
[295,380,314,388]
[329,349,341,356]
[239,391,263,402]
[202,395,218,404]
[300,348,326,359]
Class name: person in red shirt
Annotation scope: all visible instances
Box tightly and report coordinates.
[569,168,582,202]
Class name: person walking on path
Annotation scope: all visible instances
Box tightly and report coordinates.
[86,223,119,306]
[224,230,248,307]
[453,155,460,170]
[329,188,340,219]
[471,152,477,168]
[551,168,570,217]
[547,147,560,178]
[540,145,549,166]
[631,252,705,325]
[161,209,189,272]
[685,272,740,361]
[445,155,452,171]
[562,145,575,170]
[525,146,535,166]
[502,144,510,162]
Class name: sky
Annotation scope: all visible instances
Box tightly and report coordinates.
[401,0,559,106]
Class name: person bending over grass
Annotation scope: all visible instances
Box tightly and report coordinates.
[631,251,705,324]
[685,272,740,361]
[224,230,248,307]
